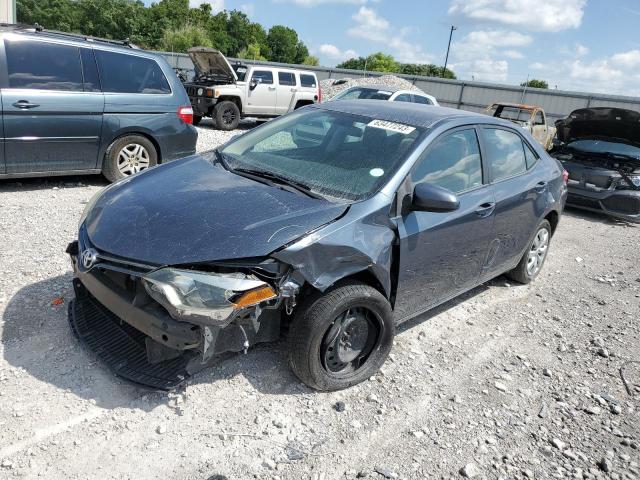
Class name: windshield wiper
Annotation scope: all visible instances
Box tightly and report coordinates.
[213,149,231,170]
[233,167,324,199]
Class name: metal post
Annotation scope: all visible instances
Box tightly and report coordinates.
[442,26,457,78]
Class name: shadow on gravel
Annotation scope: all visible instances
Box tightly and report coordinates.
[196,118,258,131]
[0,175,108,193]
[563,206,638,227]
[2,275,300,408]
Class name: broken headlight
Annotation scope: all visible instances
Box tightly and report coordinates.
[629,175,640,188]
[142,268,277,327]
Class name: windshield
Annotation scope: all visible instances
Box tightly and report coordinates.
[220,108,424,201]
[492,106,534,123]
[332,87,393,101]
[567,139,640,159]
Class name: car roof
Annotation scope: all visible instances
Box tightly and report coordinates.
[344,84,405,93]
[490,102,540,110]
[314,100,489,129]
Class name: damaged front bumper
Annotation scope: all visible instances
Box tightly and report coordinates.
[66,238,297,388]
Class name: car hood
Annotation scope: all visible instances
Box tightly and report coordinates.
[84,155,348,265]
[188,47,237,81]
[556,107,640,148]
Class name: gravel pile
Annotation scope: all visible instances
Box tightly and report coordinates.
[320,74,424,100]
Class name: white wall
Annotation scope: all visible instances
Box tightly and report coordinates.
[0,0,16,24]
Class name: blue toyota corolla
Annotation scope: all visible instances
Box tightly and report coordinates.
[67,100,568,391]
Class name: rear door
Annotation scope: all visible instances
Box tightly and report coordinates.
[394,127,497,321]
[1,37,104,174]
[246,69,276,115]
[276,71,297,114]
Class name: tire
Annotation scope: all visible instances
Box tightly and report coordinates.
[193,115,203,126]
[214,100,240,131]
[506,219,552,284]
[288,281,394,391]
[102,135,158,183]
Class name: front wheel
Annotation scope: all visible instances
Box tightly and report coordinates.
[213,100,240,131]
[288,282,394,391]
[506,219,552,284]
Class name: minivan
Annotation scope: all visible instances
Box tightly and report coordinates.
[0,25,197,182]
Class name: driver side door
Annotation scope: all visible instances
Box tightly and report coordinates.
[394,127,497,321]
[245,69,277,116]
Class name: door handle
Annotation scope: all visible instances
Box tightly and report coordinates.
[290,88,298,92]
[268,86,276,91]
[475,202,496,218]
[534,181,547,193]
[12,100,40,109]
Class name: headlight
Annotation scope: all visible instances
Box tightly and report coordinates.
[630,175,640,187]
[143,268,277,326]
[197,88,203,96]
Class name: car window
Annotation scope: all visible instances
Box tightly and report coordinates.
[300,74,317,88]
[233,64,247,81]
[412,129,483,194]
[95,50,170,94]
[252,70,273,85]
[394,93,412,102]
[524,141,539,169]
[482,128,527,181]
[332,87,392,101]
[221,109,424,201]
[278,72,296,86]
[412,95,432,105]
[534,110,544,125]
[80,48,101,92]
[5,39,83,91]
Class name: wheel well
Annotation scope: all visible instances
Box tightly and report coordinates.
[294,100,314,109]
[214,96,242,114]
[545,210,559,235]
[332,270,387,299]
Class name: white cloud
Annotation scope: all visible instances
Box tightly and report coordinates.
[450,59,509,82]
[347,7,433,64]
[240,3,254,16]
[319,43,358,61]
[189,0,224,12]
[575,43,589,57]
[448,0,586,32]
[502,50,524,59]
[277,0,367,5]
[611,50,640,69]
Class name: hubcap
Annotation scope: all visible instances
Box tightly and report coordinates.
[117,143,150,176]
[321,307,380,375]
[526,227,549,276]
[222,108,236,125]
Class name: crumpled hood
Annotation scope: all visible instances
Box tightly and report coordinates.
[556,107,640,147]
[84,155,347,265]
[188,47,237,81]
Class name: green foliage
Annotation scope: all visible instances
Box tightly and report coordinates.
[337,52,457,79]
[16,0,312,64]
[521,79,549,89]
[161,25,212,53]
[302,55,320,66]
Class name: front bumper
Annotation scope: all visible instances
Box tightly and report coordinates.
[566,183,640,222]
[189,95,217,116]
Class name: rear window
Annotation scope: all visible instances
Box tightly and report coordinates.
[278,72,296,86]
[482,128,527,181]
[300,74,317,88]
[95,50,170,94]
[413,95,432,105]
[5,39,83,91]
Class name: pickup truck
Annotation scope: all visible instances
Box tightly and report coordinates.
[183,47,321,130]
[485,103,557,151]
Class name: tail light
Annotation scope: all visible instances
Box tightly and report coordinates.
[562,169,569,185]
[177,106,194,125]
[317,85,322,103]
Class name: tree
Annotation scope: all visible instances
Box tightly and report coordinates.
[266,25,300,63]
[161,25,212,53]
[521,79,548,89]
[237,42,266,61]
[336,57,367,70]
[302,55,319,66]
[400,63,456,79]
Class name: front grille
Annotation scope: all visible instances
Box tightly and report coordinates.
[69,285,194,390]
[601,196,640,215]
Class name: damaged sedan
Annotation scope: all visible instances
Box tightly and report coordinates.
[551,107,640,222]
[67,101,567,391]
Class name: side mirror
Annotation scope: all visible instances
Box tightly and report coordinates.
[412,183,460,213]
[249,78,261,90]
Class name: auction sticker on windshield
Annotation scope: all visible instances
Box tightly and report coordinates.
[367,119,416,134]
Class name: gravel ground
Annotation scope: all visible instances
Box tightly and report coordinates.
[0,124,639,479]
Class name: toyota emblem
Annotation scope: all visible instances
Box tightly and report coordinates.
[81,248,99,270]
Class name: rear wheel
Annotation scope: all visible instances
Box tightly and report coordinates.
[214,100,240,131]
[288,282,394,391]
[192,115,202,126]
[102,135,157,182]
[506,220,552,284]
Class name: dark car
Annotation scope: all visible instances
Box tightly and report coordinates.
[67,101,567,391]
[551,107,640,222]
[0,25,197,182]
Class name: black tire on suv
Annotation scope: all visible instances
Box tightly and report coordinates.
[102,134,158,183]
[214,100,240,131]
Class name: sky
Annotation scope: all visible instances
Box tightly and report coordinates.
[177,0,640,96]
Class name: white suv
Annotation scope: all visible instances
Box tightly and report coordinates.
[330,84,438,106]
[184,48,321,130]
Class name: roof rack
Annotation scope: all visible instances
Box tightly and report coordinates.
[0,23,137,48]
